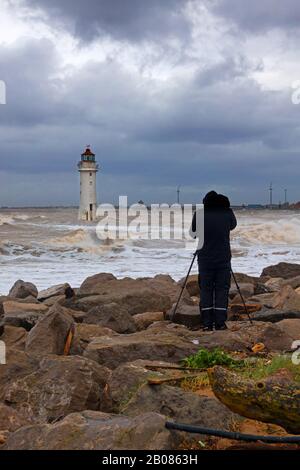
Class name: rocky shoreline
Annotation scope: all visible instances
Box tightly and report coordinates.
[1,261,300,450]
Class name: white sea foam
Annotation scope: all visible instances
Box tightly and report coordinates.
[0,208,300,294]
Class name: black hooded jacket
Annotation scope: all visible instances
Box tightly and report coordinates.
[191,192,237,265]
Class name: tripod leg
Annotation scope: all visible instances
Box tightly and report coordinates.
[170,252,197,322]
[231,270,253,324]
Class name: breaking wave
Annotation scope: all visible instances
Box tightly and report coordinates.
[234,217,300,245]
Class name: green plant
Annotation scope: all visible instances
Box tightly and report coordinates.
[241,354,300,382]
[182,348,245,369]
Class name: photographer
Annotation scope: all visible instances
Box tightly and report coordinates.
[191,191,237,331]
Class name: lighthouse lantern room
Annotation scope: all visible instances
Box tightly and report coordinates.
[78,146,99,221]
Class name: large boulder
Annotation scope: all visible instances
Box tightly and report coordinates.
[0,350,39,400]
[121,384,239,432]
[0,296,8,317]
[84,303,137,333]
[3,301,48,330]
[106,359,240,432]
[4,355,111,423]
[1,325,27,351]
[78,273,117,293]
[178,274,199,297]
[37,283,72,302]
[133,311,165,330]
[74,323,119,352]
[277,319,300,341]
[248,293,277,309]
[229,283,254,300]
[84,326,198,369]
[166,303,201,328]
[8,280,38,299]
[0,404,32,444]
[251,309,300,323]
[272,285,300,311]
[264,277,285,292]
[0,403,31,433]
[106,359,177,412]
[261,263,300,280]
[84,320,295,370]
[25,304,75,356]
[3,410,181,450]
[77,274,191,315]
[191,321,294,353]
[283,275,300,290]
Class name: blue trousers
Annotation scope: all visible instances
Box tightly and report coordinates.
[198,262,231,328]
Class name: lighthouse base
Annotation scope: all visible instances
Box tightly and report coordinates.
[78,203,97,222]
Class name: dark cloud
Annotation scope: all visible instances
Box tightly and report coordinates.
[1,2,300,205]
[213,0,300,32]
[1,33,300,206]
[25,0,190,42]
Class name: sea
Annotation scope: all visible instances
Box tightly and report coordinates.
[0,207,300,295]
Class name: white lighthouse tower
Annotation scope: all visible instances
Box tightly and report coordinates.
[78,146,99,221]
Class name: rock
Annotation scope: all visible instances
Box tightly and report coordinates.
[85,303,137,333]
[0,350,39,400]
[4,355,111,423]
[78,273,117,294]
[74,323,119,352]
[229,283,254,299]
[253,282,272,295]
[37,283,72,302]
[0,321,4,337]
[282,275,300,290]
[133,312,165,330]
[261,262,300,280]
[1,325,27,351]
[25,303,75,356]
[272,285,300,311]
[229,303,261,320]
[3,301,48,330]
[209,367,300,434]
[254,323,293,351]
[178,274,199,297]
[198,321,293,352]
[231,273,259,284]
[277,319,300,341]
[8,280,38,299]
[42,295,65,306]
[0,404,31,433]
[84,327,198,369]
[107,359,240,432]
[166,303,201,328]
[248,293,277,308]
[264,277,285,292]
[3,410,181,450]
[106,359,176,412]
[251,309,300,323]
[77,274,191,314]
[122,384,239,432]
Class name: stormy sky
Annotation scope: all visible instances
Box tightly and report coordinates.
[1,0,300,206]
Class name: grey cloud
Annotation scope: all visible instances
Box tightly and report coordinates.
[25,0,190,42]
[1,29,300,205]
[212,0,300,32]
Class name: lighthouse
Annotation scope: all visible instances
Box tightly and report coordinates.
[78,146,99,221]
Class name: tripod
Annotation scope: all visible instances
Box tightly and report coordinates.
[171,253,253,324]
[170,251,197,321]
